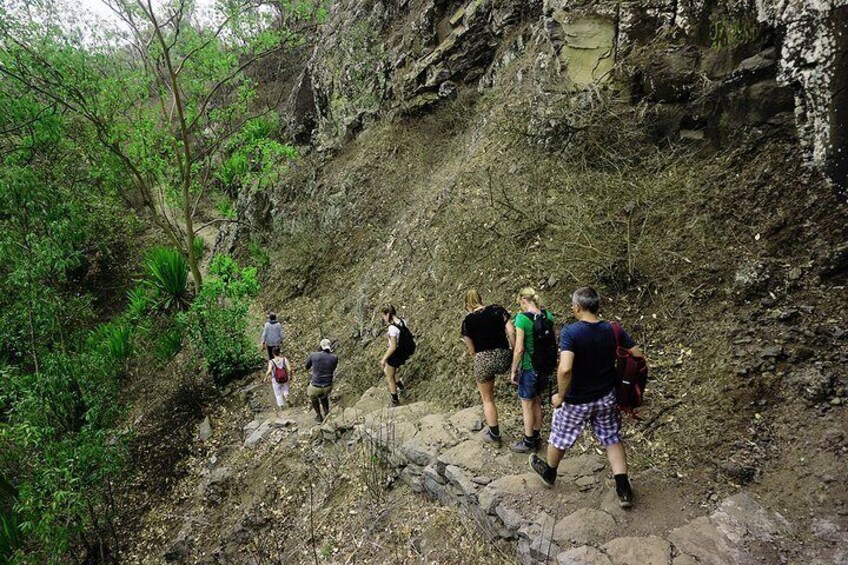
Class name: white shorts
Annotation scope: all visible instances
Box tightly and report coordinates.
[271,380,290,407]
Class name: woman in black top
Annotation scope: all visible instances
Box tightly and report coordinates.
[461,289,514,447]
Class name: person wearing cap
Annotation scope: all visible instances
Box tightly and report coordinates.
[305,339,338,423]
[260,311,285,360]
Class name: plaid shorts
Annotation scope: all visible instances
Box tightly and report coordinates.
[549,389,621,450]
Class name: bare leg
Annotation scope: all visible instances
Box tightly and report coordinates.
[520,398,535,437]
[477,380,498,428]
[532,397,543,432]
[384,364,397,394]
[606,442,628,475]
[546,444,566,469]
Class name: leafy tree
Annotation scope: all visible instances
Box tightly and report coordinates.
[179,255,260,386]
[0,0,321,290]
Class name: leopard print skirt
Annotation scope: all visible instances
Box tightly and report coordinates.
[474,348,512,383]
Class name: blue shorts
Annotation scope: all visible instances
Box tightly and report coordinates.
[518,369,548,400]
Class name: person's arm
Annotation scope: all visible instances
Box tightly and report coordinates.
[305,355,313,371]
[462,336,475,357]
[506,318,516,349]
[265,360,272,382]
[552,351,574,408]
[285,358,293,379]
[629,346,644,358]
[510,326,525,384]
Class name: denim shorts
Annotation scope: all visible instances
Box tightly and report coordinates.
[518,369,548,400]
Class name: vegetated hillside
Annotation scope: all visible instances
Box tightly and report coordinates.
[123,0,847,562]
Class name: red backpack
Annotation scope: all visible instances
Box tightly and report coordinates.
[272,358,289,384]
[611,323,648,415]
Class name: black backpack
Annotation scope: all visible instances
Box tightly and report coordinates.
[393,320,416,362]
[524,310,557,376]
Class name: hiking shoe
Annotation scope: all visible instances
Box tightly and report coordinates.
[616,482,634,508]
[314,414,323,424]
[390,398,401,408]
[528,454,556,487]
[396,380,405,393]
[510,439,534,453]
[482,428,503,448]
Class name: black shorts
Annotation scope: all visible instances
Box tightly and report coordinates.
[386,352,408,369]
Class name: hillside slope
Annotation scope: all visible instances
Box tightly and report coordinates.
[124,0,847,562]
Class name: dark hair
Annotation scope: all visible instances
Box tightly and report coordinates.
[381,304,397,318]
[572,287,600,314]
[268,311,277,321]
[272,346,281,356]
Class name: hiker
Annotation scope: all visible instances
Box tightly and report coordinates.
[306,339,338,423]
[529,286,642,508]
[461,289,514,447]
[380,304,415,407]
[265,346,292,417]
[260,311,284,360]
[509,287,557,453]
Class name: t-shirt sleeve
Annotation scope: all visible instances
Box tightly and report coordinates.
[559,326,575,352]
[305,354,313,370]
[260,324,267,341]
[514,313,532,334]
[388,325,401,340]
[619,326,636,349]
[460,316,469,337]
[496,306,510,324]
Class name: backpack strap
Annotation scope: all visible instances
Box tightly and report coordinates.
[610,322,621,348]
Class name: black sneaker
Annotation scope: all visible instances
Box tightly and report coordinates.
[616,482,634,508]
[528,454,556,487]
[482,428,503,448]
[510,439,533,453]
[390,397,401,408]
[314,414,323,424]
[396,380,405,393]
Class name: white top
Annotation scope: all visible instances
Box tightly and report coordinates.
[387,325,400,342]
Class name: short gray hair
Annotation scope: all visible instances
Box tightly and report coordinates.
[572,287,600,314]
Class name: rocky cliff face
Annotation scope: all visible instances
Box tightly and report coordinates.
[286,0,847,187]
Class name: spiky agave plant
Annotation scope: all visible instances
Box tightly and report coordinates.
[145,247,190,311]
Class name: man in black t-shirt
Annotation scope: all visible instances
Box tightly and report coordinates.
[529,287,644,508]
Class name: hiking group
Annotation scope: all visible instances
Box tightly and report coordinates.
[259,285,646,508]
[261,313,338,424]
[460,286,645,507]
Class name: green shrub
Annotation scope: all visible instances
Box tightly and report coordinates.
[192,236,207,261]
[126,285,154,319]
[145,247,190,311]
[216,152,249,194]
[154,328,183,363]
[90,322,132,367]
[0,509,23,562]
[179,255,259,386]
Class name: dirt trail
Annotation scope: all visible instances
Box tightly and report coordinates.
[126,365,804,565]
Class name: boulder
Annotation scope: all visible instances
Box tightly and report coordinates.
[437,440,487,474]
[399,437,439,466]
[416,413,458,447]
[558,16,616,88]
[198,416,213,441]
[640,47,700,102]
[495,503,526,532]
[602,536,671,565]
[449,406,484,432]
[444,465,478,497]
[244,422,272,447]
[554,508,616,545]
[668,516,752,565]
[711,493,791,544]
[529,535,562,563]
[489,472,551,494]
[556,454,605,479]
[557,545,613,564]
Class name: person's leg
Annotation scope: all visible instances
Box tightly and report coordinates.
[529,402,587,485]
[590,391,632,506]
[532,396,543,436]
[272,381,286,412]
[320,394,330,418]
[477,379,498,430]
[384,364,400,405]
[512,369,541,452]
[267,346,275,360]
